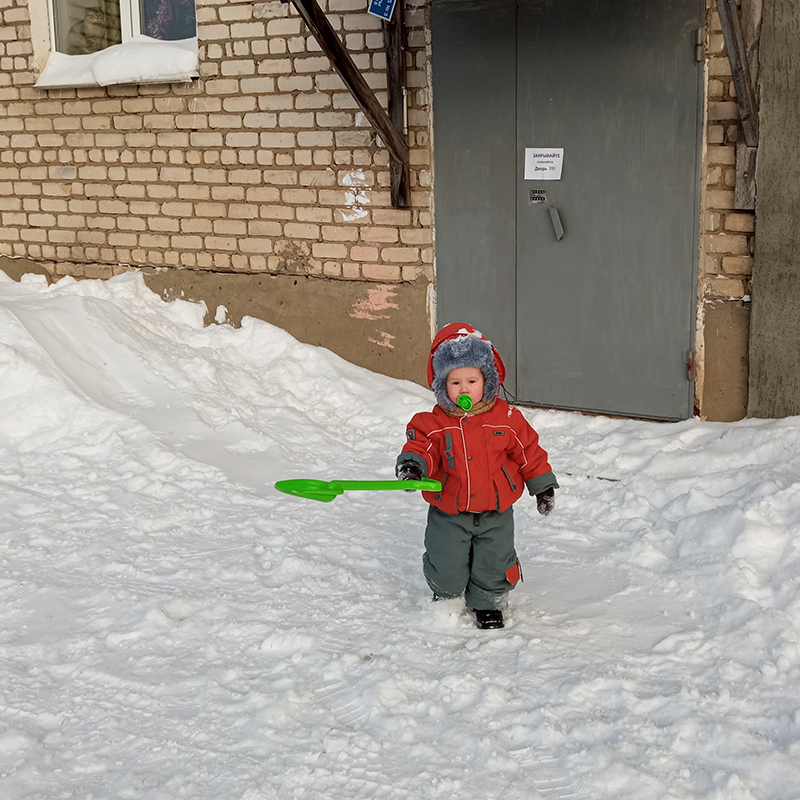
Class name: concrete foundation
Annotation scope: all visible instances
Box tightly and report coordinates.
[0,256,53,283]
[143,268,432,386]
[700,300,750,421]
[0,256,433,388]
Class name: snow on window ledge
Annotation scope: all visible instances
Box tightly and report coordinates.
[34,36,199,89]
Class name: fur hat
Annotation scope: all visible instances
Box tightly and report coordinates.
[429,323,504,410]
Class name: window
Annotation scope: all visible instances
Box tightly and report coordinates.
[52,1,123,54]
[34,0,198,88]
[52,0,197,54]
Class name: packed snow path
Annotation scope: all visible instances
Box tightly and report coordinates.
[0,272,798,800]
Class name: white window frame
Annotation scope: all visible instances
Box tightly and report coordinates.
[120,0,141,42]
[31,0,198,89]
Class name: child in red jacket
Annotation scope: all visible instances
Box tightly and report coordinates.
[396,323,558,629]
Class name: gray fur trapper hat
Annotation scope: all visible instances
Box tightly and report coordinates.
[428,322,506,410]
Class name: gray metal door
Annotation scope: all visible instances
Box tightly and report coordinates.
[431,0,519,394]
[432,0,703,420]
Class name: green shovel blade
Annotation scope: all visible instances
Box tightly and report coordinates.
[274,478,442,503]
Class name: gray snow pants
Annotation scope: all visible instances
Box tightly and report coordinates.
[422,505,521,611]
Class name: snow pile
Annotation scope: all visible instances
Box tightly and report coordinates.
[1,271,799,799]
[34,37,198,89]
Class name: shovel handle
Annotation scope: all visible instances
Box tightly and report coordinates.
[274,477,442,502]
[333,479,441,492]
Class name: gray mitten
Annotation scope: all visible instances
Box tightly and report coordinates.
[536,487,555,515]
[396,460,424,491]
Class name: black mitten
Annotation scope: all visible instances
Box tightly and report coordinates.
[536,487,555,516]
[396,460,424,491]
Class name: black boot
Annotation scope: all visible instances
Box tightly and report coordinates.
[474,609,504,630]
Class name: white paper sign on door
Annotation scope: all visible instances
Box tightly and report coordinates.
[524,148,564,180]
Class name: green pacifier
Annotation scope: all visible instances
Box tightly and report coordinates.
[457,394,473,411]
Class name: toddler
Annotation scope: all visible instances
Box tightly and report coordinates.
[396,323,558,629]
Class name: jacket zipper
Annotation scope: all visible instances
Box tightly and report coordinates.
[460,417,472,511]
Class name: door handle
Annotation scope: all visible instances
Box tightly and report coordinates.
[548,206,565,240]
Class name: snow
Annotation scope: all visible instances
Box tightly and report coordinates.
[1,270,799,800]
[34,37,199,89]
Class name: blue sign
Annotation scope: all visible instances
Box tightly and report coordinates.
[367,0,397,22]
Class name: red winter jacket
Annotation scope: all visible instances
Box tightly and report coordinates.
[400,399,556,514]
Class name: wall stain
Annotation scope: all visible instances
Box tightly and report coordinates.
[349,285,399,321]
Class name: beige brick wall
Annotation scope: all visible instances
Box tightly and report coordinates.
[0,0,433,283]
[699,2,755,304]
[695,0,756,418]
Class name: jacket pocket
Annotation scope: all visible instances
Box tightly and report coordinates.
[431,473,461,514]
[501,465,518,491]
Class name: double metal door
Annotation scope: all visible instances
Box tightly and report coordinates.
[432,0,704,420]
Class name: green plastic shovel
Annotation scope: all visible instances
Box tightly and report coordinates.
[274,477,441,503]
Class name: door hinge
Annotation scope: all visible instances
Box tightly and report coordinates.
[686,351,696,381]
[694,28,705,63]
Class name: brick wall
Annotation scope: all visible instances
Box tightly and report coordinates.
[695,0,756,419]
[0,0,433,283]
[700,2,755,304]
